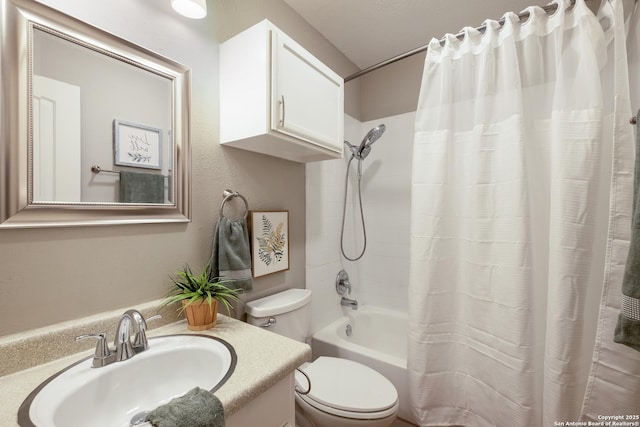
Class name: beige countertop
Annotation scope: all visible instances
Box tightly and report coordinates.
[0,314,311,426]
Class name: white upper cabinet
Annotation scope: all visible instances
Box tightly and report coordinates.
[220,20,344,163]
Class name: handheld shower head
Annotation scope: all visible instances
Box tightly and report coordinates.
[356,124,386,159]
[344,124,386,160]
[340,125,386,261]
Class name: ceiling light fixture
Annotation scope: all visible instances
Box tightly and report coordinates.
[171,0,207,19]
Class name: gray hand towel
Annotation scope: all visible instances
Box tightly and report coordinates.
[119,171,164,203]
[614,109,640,351]
[208,216,253,292]
[145,387,225,427]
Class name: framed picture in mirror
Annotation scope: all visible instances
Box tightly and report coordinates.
[113,120,162,169]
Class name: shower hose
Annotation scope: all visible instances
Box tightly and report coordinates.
[340,155,367,261]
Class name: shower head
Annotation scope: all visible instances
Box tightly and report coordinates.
[356,124,386,160]
[344,124,387,161]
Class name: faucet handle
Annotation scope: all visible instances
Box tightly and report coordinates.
[132,314,162,352]
[336,270,351,295]
[143,313,162,328]
[76,332,110,357]
[76,333,115,367]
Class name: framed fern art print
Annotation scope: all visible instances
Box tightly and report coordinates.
[250,210,289,277]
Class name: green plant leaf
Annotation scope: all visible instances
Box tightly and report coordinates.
[160,261,240,316]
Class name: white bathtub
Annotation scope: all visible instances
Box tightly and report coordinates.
[311,306,414,424]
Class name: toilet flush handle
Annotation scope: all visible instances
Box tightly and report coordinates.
[259,317,277,328]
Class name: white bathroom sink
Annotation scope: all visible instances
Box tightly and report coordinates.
[18,334,236,427]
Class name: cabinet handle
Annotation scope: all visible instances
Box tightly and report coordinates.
[279,95,285,127]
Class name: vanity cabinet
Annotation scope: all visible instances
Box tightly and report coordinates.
[226,373,295,427]
[220,19,344,163]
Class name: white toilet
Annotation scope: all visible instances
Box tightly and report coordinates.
[245,289,399,427]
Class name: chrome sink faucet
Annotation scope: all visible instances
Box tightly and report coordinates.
[114,311,136,362]
[76,310,160,368]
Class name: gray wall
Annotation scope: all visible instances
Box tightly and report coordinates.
[348,0,615,123]
[355,52,425,122]
[0,0,359,337]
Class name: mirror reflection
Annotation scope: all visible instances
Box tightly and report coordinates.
[32,28,173,205]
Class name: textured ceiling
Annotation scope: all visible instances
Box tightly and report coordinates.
[283,0,557,69]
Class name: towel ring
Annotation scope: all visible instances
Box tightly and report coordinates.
[219,190,249,219]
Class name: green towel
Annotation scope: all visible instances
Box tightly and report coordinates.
[146,387,225,427]
[119,171,164,203]
[208,217,253,292]
[614,109,640,351]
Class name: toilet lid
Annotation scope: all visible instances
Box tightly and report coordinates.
[296,357,398,414]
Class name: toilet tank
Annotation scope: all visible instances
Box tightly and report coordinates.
[245,289,311,342]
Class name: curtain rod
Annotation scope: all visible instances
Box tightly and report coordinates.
[344,0,581,82]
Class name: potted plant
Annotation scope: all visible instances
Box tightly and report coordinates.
[161,263,240,331]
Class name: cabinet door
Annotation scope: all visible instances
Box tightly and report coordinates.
[225,374,294,427]
[271,31,343,154]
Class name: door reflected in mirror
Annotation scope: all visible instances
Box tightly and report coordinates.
[32,28,173,205]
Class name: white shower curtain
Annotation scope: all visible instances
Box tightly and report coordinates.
[409,0,639,426]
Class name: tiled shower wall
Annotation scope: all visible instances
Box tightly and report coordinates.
[305,112,415,334]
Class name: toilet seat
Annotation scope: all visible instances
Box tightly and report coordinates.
[295,357,399,420]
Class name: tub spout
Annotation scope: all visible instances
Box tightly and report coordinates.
[341,296,358,310]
